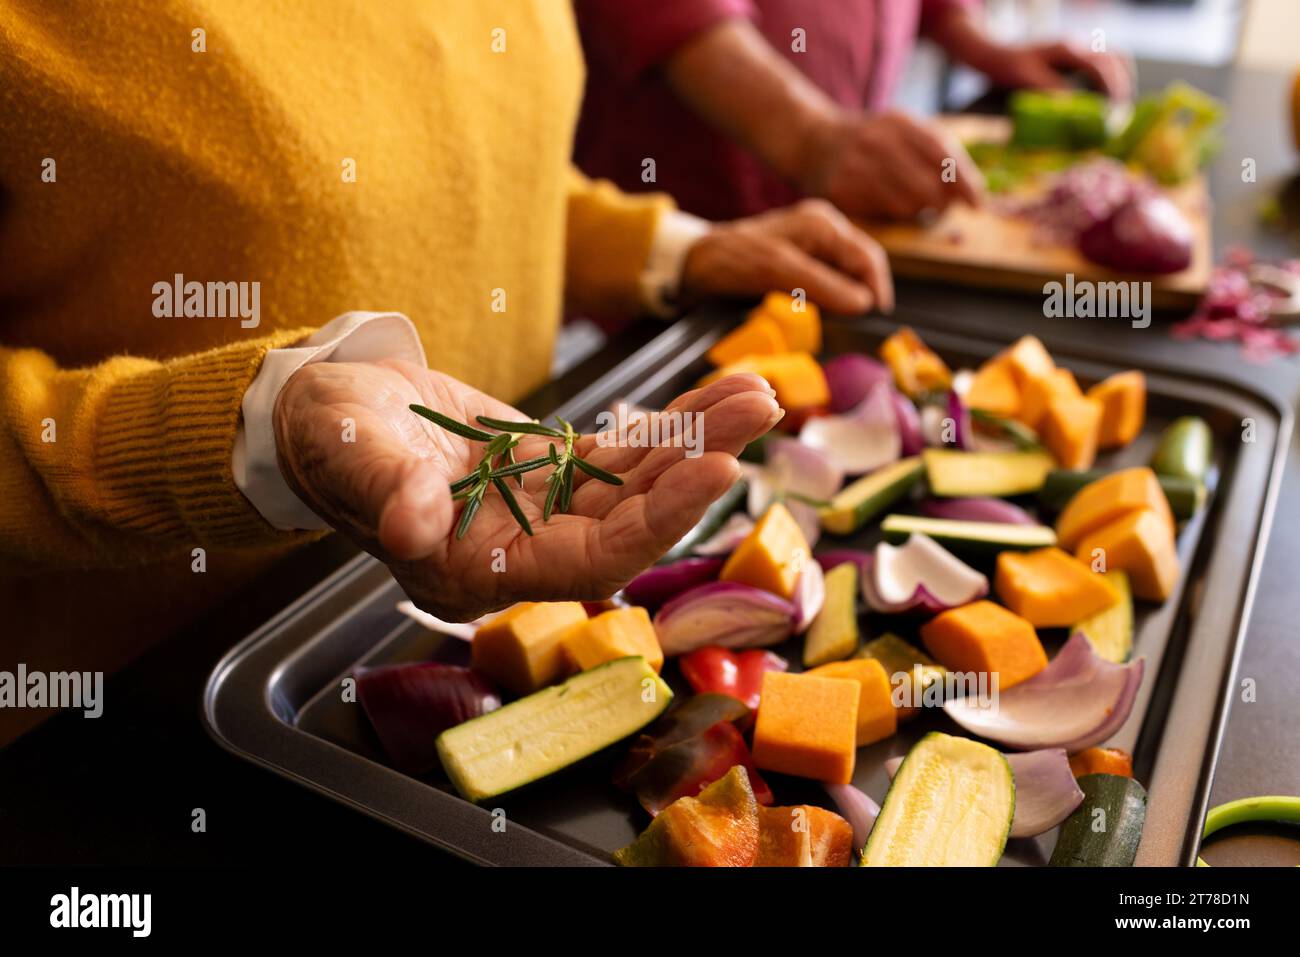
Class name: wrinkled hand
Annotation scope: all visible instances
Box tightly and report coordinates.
[799,110,984,222]
[681,198,894,314]
[274,360,782,621]
[986,41,1134,102]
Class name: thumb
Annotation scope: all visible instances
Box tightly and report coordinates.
[376,454,454,561]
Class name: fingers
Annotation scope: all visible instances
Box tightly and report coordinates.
[586,453,742,588]
[376,454,454,561]
[895,117,985,208]
[765,236,873,314]
[782,200,895,313]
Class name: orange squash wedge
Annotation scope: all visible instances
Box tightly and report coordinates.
[1087,370,1146,448]
[471,602,588,695]
[919,600,1047,692]
[1040,394,1103,470]
[1001,335,1055,389]
[719,501,810,600]
[807,657,897,747]
[1018,368,1081,430]
[1074,508,1180,602]
[879,327,952,397]
[966,358,1022,419]
[706,314,788,367]
[753,291,822,353]
[1055,466,1174,551]
[995,547,1119,628]
[752,671,859,784]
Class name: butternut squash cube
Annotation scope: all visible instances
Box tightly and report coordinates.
[1074,508,1180,602]
[879,327,952,397]
[920,600,1047,691]
[701,352,830,412]
[753,291,822,353]
[752,671,859,784]
[1055,466,1174,551]
[995,547,1119,628]
[1002,335,1055,389]
[808,657,897,746]
[1087,370,1147,448]
[966,358,1022,419]
[470,601,587,695]
[706,314,788,367]
[720,501,810,600]
[562,606,664,673]
[1018,368,1081,430]
[1041,394,1103,470]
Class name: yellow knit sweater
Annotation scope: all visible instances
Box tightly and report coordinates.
[0,1,670,735]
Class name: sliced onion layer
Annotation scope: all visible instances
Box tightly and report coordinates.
[653,581,798,656]
[793,559,825,634]
[396,601,496,642]
[799,382,901,475]
[890,389,925,456]
[624,557,725,611]
[765,436,844,502]
[920,496,1038,526]
[693,513,755,555]
[864,533,988,614]
[823,353,894,413]
[943,632,1145,752]
[883,747,1083,838]
[824,782,880,851]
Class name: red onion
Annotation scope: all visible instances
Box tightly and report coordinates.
[920,497,1038,526]
[1079,193,1194,274]
[357,663,501,775]
[623,557,725,611]
[793,559,825,634]
[824,782,881,851]
[889,389,925,456]
[692,513,755,555]
[943,632,1145,752]
[816,549,873,579]
[653,581,798,656]
[822,353,893,414]
[799,382,901,475]
[863,533,988,614]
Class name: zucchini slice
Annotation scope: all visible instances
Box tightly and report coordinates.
[436,656,673,802]
[802,561,860,667]
[862,732,1014,866]
[1074,569,1133,663]
[819,457,924,535]
[1049,773,1147,867]
[1038,468,1205,520]
[880,514,1057,555]
[923,448,1055,497]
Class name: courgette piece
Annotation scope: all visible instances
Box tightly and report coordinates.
[436,656,672,802]
[802,562,860,667]
[1049,773,1147,867]
[969,408,1043,450]
[661,479,747,562]
[880,514,1057,555]
[1038,467,1205,520]
[1074,570,1133,663]
[862,732,1014,866]
[1150,416,1213,483]
[819,456,924,535]
[923,448,1055,497]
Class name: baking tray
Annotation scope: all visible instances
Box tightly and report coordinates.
[203,310,1289,867]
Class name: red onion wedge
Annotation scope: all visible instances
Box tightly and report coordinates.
[799,382,901,475]
[864,533,988,614]
[947,390,974,451]
[824,782,881,850]
[823,353,893,414]
[793,558,825,634]
[692,513,755,555]
[765,436,844,502]
[884,747,1083,838]
[920,496,1038,526]
[890,389,925,456]
[1078,193,1194,275]
[816,549,873,578]
[624,557,725,612]
[943,632,1145,752]
[653,581,799,656]
[356,663,501,775]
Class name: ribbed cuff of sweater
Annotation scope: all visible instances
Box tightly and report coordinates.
[93,328,320,551]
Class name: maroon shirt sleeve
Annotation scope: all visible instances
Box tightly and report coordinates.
[575,0,758,82]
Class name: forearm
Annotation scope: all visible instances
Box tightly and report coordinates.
[663,18,840,184]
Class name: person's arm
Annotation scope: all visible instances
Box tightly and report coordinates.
[0,328,318,571]
[923,2,1133,101]
[657,19,983,220]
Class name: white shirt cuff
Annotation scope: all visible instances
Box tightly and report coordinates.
[233,311,427,530]
[639,210,712,317]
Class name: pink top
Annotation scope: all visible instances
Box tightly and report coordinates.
[574,0,975,221]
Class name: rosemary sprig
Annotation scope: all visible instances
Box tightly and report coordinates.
[409,405,624,538]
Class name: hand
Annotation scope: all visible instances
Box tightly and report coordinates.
[681,198,894,315]
[799,110,985,222]
[273,360,782,621]
[985,41,1134,102]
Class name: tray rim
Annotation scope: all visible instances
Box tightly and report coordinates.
[202,312,1292,867]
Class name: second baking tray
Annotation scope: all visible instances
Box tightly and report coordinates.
[203,310,1289,866]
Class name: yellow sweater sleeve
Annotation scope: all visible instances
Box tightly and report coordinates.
[564,166,674,318]
[0,329,318,571]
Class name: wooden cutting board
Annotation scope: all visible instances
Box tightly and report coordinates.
[861,115,1213,310]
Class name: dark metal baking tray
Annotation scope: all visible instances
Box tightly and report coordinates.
[203,310,1289,866]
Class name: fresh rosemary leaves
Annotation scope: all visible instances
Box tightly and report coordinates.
[409,404,623,539]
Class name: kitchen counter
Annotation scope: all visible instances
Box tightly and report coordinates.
[3,60,1298,867]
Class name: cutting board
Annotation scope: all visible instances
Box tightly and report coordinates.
[861,115,1213,310]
